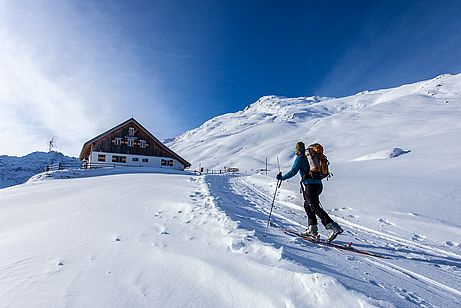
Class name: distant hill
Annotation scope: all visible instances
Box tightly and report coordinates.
[0,151,79,189]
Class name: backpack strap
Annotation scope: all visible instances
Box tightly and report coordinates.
[301,155,318,185]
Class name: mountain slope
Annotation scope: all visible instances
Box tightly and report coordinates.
[168,73,461,171]
[167,72,461,236]
[0,151,79,188]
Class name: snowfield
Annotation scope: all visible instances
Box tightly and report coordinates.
[2,73,461,307]
[0,172,374,307]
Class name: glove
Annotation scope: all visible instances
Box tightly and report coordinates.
[276,172,283,181]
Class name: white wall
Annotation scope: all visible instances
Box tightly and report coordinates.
[88,151,185,170]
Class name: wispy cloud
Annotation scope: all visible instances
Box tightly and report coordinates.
[0,1,174,156]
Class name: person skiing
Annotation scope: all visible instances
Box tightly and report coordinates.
[276,141,343,242]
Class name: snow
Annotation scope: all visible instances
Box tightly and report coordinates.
[2,73,461,307]
[0,151,78,189]
[352,148,411,161]
[0,172,374,307]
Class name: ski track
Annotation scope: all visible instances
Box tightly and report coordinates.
[204,174,461,308]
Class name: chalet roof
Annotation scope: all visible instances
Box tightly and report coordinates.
[79,118,191,168]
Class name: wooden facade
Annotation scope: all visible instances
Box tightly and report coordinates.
[79,118,191,169]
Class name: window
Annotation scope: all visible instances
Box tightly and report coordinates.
[139,140,147,148]
[112,155,126,163]
[161,159,173,166]
[132,157,139,162]
[114,137,122,146]
[98,154,106,162]
[128,127,134,136]
[127,137,134,147]
[142,158,149,163]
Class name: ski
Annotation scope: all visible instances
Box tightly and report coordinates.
[283,228,391,259]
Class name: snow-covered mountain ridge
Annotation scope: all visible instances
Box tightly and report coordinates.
[169,73,461,171]
[0,151,79,188]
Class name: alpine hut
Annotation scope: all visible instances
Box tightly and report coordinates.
[79,118,191,170]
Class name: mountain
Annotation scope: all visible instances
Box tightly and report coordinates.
[0,151,79,188]
[1,74,461,307]
[168,73,461,172]
[166,71,461,251]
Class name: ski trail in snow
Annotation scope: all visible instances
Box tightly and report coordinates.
[365,258,461,298]
[330,215,461,260]
[239,176,461,297]
[205,174,461,307]
[240,175,461,259]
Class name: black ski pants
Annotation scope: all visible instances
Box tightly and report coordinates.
[302,183,334,227]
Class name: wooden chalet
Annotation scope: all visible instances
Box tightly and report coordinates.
[79,118,191,170]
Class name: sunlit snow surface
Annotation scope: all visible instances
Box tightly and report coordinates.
[2,74,461,307]
[0,171,374,307]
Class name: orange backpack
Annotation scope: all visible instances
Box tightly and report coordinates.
[305,143,331,180]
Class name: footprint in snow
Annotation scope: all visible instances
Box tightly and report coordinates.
[156,225,169,235]
[411,233,425,242]
[330,207,352,212]
[152,242,166,248]
[230,240,246,252]
[378,218,394,226]
[348,214,359,221]
[189,191,202,197]
[395,288,429,306]
[444,241,460,248]
[154,210,164,218]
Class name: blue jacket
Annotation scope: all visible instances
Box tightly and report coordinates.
[281,150,322,185]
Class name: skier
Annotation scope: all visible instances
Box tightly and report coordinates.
[276,141,343,242]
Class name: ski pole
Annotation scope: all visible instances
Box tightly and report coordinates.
[265,157,282,236]
[265,180,281,236]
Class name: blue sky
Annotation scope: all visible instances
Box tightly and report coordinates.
[1,0,461,156]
